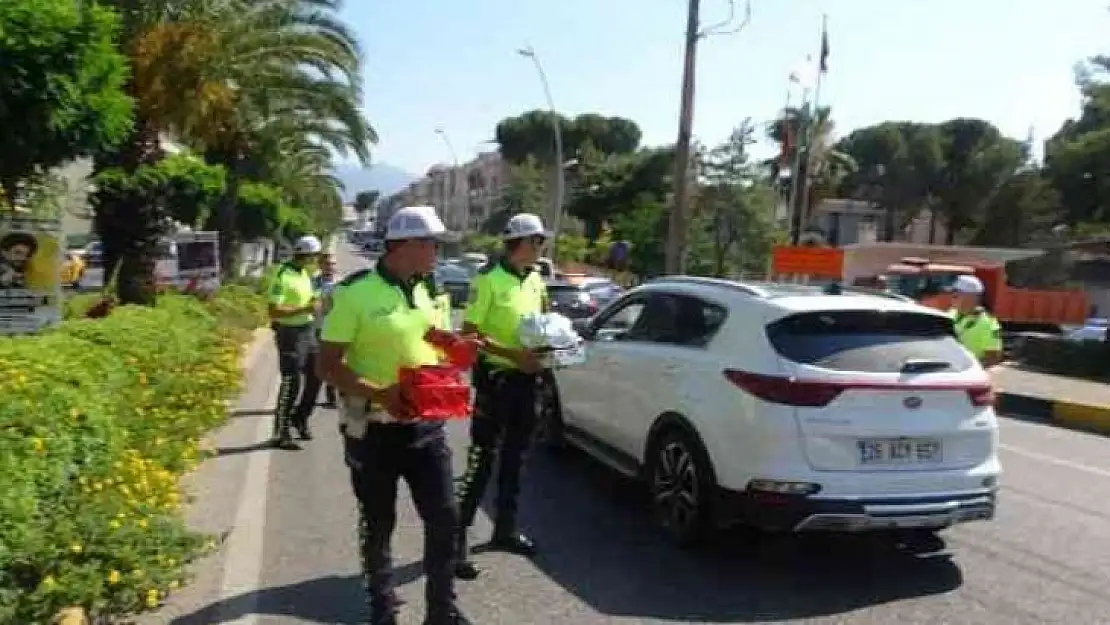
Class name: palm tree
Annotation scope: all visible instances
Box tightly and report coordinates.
[94,0,373,301]
[765,106,856,242]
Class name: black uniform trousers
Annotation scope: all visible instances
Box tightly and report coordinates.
[455,359,540,532]
[272,323,323,437]
[345,422,459,620]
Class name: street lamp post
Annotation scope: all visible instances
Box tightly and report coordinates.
[434,127,462,231]
[516,45,565,260]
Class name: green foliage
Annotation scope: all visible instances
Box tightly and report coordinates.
[0,170,70,220]
[461,233,502,257]
[0,286,267,623]
[495,110,641,165]
[235,181,287,240]
[566,147,675,239]
[696,122,779,276]
[0,0,133,194]
[498,157,548,218]
[609,196,670,277]
[1017,334,1109,379]
[158,154,228,228]
[555,234,589,263]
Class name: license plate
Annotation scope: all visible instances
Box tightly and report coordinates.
[857,437,942,465]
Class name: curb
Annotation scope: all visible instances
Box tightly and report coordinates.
[241,327,272,373]
[997,391,1110,435]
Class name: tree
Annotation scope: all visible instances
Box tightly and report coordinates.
[696,120,778,276]
[566,147,675,239]
[354,190,380,214]
[969,171,1062,248]
[482,157,547,235]
[932,118,1026,244]
[836,121,943,241]
[157,154,228,228]
[93,0,373,302]
[494,111,642,165]
[766,106,856,242]
[1045,55,1110,227]
[0,0,132,201]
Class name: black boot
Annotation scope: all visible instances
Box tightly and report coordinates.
[294,420,313,441]
[423,607,473,625]
[453,529,480,580]
[490,524,537,557]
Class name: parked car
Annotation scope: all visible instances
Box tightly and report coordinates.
[546,277,624,319]
[547,276,999,546]
[1065,318,1108,342]
[435,262,473,308]
[60,252,86,288]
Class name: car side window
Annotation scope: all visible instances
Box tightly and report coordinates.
[622,293,727,347]
[597,299,645,334]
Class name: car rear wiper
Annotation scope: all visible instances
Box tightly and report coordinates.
[900,358,951,373]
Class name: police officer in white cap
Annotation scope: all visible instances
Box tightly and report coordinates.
[267,235,323,449]
[318,206,474,625]
[948,274,1003,366]
[454,212,552,578]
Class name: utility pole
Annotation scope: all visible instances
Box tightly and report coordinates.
[666,0,751,275]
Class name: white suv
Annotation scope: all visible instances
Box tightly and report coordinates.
[548,276,1000,546]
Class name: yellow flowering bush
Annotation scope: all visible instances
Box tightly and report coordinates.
[0,287,267,623]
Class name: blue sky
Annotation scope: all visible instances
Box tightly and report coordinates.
[341,0,1109,176]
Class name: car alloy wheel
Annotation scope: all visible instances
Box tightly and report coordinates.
[651,438,701,539]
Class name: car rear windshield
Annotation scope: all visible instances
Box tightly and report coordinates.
[765,310,975,373]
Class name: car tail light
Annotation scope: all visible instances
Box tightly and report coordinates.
[723,370,844,407]
[967,385,995,407]
[723,370,996,409]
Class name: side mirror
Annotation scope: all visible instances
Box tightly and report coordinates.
[572,317,594,339]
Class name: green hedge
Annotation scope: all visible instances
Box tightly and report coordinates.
[1017,334,1110,379]
[0,287,267,623]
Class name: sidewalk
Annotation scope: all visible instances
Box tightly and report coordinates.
[993,364,1110,433]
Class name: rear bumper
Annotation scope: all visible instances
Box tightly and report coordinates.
[717,487,997,533]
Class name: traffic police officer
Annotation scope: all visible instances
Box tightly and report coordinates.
[317,206,473,625]
[314,252,340,408]
[454,213,550,578]
[267,235,323,449]
[948,274,1003,367]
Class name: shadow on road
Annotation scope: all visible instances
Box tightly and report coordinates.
[169,563,426,625]
[229,408,273,418]
[168,574,364,624]
[216,441,275,457]
[474,446,964,623]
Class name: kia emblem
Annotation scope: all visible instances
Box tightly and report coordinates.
[903,396,923,410]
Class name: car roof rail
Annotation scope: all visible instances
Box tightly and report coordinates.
[648,275,769,298]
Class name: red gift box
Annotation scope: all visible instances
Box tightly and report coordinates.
[399,365,472,420]
[424,329,480,368]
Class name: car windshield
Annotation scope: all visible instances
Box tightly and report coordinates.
[435,264,471,282]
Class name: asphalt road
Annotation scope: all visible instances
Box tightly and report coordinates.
[145,246,1110,625]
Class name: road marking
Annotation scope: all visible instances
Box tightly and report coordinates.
[999,443,1110,478]
[215,362,276,625]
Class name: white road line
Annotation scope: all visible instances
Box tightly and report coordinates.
[215,355,276,625]
[999,443,1110,478]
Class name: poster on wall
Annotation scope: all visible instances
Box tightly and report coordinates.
[0,216,63,335]
[174,231,220,291]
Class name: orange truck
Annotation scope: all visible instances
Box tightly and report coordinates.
[770,246,1088,332]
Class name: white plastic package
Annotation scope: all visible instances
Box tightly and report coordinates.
[518,312,587,368]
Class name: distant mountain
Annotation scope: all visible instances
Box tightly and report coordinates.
[333,162,417,202]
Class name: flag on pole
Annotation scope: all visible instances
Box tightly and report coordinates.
[818,15,829,73]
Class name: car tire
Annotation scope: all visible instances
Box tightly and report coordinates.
[647,427,716,548]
